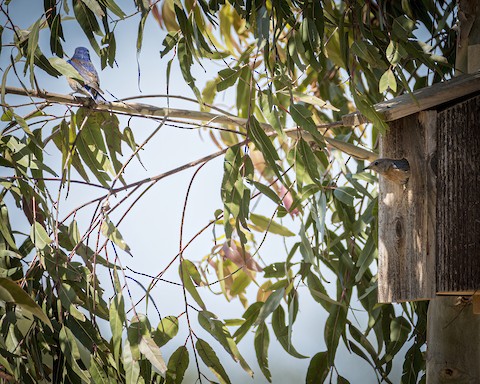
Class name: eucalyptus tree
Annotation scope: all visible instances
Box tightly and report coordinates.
[0,1,454,383]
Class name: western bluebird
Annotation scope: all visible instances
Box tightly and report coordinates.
[364,158,410,184]
[67,47,105,101]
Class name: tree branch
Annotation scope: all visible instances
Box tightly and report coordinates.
[4,85,377,161]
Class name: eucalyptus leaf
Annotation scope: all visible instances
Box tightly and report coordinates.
[254,287,285,326]
[0,277,53,330]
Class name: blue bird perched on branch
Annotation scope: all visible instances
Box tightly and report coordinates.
[364,158,410,185]
[67,47,106,101]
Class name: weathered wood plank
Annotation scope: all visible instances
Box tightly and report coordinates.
[377,112,436,303]
[436,95,480,294]
[426,297,480,383]
[420,110,437,300]
[343,71,480,126]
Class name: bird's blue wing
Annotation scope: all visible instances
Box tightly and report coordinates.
[68,58,104,98]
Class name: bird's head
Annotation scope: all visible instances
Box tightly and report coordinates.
[73,47,91,61]
[364,159,394,175]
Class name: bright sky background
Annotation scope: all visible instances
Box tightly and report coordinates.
[0,1,412,382]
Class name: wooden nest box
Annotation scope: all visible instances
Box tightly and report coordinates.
[355,72,480,303]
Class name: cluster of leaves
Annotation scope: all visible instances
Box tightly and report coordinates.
[0,0,456,383]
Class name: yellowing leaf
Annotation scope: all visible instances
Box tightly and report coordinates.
[101,216,132,255]
[250,213,295,237]
[280,91,339,111]
[48,57,84,81]
[139,335,167,376]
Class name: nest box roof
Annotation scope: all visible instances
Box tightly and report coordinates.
[342,71,480,126]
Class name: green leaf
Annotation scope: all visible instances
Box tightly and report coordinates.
[166,346,189,384]
[351,40,386,68]
[110,292,125,367]
[183,259,202,285]
[392,15,416,40]
[306,351,329,384]
[313,192,326,243]
[202,79,217,109]
[161,32,179,57]
[0,277,53,330]
[386,41,407,65]
[249,180,283,205]
[89,356,109,384]
[355,234,377,282]
[338,375,351,383]
[58,283,86,321]
[334,186,358,206]
[254,322,271,382]
[296,138,321,183]
[290,103,323,142]
[217,67,241,92]
[391,316,412,342]
[350,85,388,134]
[179,259,206,310]
[254,287,285,326]
[196,338,231,384]
[154,316,179,347]
[248,116,283,182]
[136,11,148,54]
[101,216,132,255]
[288,32,307,71]
[348,324,379,366]
[272,305,308,359]
[379,69,397,93]
[178,38,201,102]
[230,270,252,296]
[263,262,287,278]
[73,0,101,53]
[74,120,113,188]
[123,339,141,384]
[104,0,125,18]
[127,314,150,361]
[325,306,347,365]
[233,302,262,343]
[153,316,178,347]
[348,340,374,367]
[236,66,253,117]
[59,325,90,382]
[198,311,253,376]
[256,5,269,47]
[258,90,284,136]
[280,91,339,110]
[30,222,51,250]
[26,19,41,87]
[80,0,105,17]
[221,145,252,240]
[307,272,346,311]
[0,250,22,260]
[250,213,295,236]
[299,222,316,265]
[139,335,167,376]
[49,13,64,56]
[0,202,17,249]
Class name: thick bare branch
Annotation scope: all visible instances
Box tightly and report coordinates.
[4,86,377,160]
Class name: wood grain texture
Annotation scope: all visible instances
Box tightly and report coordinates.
[378,112,436,303]
[436,95,480,294]
[426,297,480,383]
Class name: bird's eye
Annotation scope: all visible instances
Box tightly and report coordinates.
[374,161,379,165]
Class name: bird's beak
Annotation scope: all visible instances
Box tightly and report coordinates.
[363,164,372,171]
